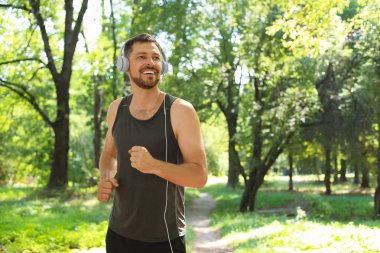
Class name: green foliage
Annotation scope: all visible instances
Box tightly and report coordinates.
[201,115,229,176]
[0,92,53,185]
[267,0,351,58]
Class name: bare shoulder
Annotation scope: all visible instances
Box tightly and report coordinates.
[171,98,200,138]
[107,97,124,127]
[171,98,196,114]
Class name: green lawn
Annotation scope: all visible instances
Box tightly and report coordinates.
[204,176,380,253]
[0,185,199,252]
[1,176,379,252]
[0,186,109,252]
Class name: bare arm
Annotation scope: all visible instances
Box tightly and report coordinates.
[129,99,208,188]
[97,98,122,202]
[99,131,117,180]
[99,98,121,179]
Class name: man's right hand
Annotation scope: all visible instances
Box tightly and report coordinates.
[97,178,119,202]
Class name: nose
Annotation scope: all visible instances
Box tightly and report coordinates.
[146,57,157,66]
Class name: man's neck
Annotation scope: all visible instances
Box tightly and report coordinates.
[130,86,164,110]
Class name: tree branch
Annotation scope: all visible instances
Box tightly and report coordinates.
[0,78,53,127]
[0,4,32,13]
[109,0,118,99]
[22,24,39,54]
[262,131,294,170]
[72,0,88,41]
[80,30,89,54]
[28,66,47,81]
[28,0,58,77]
[62,0,88,73]
[216,99,228,118]
[0,58,47,66]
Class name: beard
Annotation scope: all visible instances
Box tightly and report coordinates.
[130,69,160,89]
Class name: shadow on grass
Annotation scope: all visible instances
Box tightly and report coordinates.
[203,182,379,224]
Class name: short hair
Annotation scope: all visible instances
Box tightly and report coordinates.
[123,33,166,61]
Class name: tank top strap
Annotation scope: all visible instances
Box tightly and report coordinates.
[124,93,133,107]
[111,95,132,135]
[165,93,177,113]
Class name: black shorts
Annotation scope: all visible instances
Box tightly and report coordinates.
[106,228,186,253]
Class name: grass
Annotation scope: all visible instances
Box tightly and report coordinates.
[1,176,379,252]
[0,186,110,252]
[261,174,373,194]
[0,185,200,253]
[184,188,200,253]
[203,176,380,253]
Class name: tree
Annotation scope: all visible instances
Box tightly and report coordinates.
[0,0,88,189]
[238,0,351,211]
[204,1,247,188]
[238,1,320,211]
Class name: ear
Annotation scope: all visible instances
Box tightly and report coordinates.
[116,42,129,72]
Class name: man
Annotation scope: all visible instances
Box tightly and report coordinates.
[97,33,208,253]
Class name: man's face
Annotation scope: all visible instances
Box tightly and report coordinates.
[128,42,163,89]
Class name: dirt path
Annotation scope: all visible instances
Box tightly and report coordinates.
[186,193,233,253]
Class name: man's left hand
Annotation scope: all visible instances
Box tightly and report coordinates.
[128,146,157,174]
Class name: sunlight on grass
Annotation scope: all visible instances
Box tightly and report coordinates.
[0,186,111,252]
[204,177,380,253]
[0,185,200,252]
[226,219,380,253]
[0,186,33,201]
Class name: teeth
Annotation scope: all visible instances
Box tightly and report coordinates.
[143,71,155,74]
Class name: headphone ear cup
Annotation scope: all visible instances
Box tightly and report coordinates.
[161,61,168,76]
[117,55,129,72]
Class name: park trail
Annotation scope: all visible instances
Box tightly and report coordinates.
[186,192,233,253]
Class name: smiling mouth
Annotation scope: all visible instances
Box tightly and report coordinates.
[141,69,157,75]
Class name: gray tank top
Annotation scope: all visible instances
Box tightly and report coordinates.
[109,93,185,242]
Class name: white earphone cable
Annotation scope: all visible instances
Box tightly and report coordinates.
[163,94,174,253]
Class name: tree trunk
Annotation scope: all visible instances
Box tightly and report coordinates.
[340,159,347,182]
[354,163,360,184]
[218,99,240,188]
[240,179,253,212]
[109,0,118,99]
[227,136,239,188]
[288,152,293,191]
[375,122,380,217]
[333,153,339,183]
[324,147,332,195]
[47,94,70,189]
[240,169,262,212]
[361,165,370,188]
[93,83,103,169]
[248,182,261,211]
[375,186,380,217]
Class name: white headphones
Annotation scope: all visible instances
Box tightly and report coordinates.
[116,41,169,76]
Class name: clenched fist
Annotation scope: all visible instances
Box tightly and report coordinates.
[97,178,119,202]
[128,146,156,174]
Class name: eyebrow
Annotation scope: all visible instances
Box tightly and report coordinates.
[135,52,160,56]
